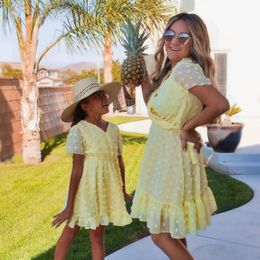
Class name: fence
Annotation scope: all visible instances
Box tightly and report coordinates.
[0,78,72,161]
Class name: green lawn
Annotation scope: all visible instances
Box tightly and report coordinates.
[0,116,253,260]
[104,115,148,125]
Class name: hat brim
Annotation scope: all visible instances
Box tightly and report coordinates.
[61,81,121,122]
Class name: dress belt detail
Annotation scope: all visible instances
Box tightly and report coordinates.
[85,153,116,160]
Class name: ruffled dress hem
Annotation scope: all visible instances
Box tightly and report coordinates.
[131,187,217,238]
[68,211,132,229]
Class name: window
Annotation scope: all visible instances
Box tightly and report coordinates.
[214,53,227,96]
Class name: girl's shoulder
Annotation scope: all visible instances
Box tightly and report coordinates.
[68,123,81,134]
[68,121,89,139]
[69,121,85,132]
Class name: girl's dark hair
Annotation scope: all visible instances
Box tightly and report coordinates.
[71,101,87,127]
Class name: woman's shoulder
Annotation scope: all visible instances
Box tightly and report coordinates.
[171,57,211,88]
[173,57,203,74]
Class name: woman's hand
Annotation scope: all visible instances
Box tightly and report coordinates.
[52,207,73,228]
[180,128,202,153]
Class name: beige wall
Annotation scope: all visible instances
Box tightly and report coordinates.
[180,0,260,119]
[0,78,72,161]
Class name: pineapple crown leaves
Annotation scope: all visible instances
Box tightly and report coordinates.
[121,19,149,56]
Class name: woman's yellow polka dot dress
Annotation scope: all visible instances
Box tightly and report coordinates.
[131,58,217,238]
[65,121,132,229]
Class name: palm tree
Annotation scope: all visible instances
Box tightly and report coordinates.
[101,0,176,114]
[0,0,154,164]
[102,0,176,84]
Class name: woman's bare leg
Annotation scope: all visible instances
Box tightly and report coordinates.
[54,225,80,260]
[151,233,194,260]
[89,226,105,260]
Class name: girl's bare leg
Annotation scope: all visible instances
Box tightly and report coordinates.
[54,225,80,260]
[151,233,194,260]
[89,226,105,260]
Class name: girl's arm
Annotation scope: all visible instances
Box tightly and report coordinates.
[118,155,133,200]
[52,154,84,227]
[181,85,230,152]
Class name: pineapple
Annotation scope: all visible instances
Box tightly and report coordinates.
[121,19,149,86]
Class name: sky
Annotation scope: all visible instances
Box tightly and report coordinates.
[0,17,126,69]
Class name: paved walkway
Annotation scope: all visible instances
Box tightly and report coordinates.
[105,118,260,260]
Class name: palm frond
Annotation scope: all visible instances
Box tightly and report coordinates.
[1,0,19,29]
[133,0,175,33]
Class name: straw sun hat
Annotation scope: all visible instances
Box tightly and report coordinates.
[61,77,121,122]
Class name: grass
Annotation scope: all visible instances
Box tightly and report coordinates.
[103,115,148,125]
[207,167,253,213]
[0,116,253,260]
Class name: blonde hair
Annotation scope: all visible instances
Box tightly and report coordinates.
[152,12,217,90]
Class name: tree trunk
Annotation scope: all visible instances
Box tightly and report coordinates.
[17,13,41,164]
[103,35,114,115]
[103,36,113,83]
[21,75,41,164]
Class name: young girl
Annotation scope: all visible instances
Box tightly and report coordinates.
[52,77,132,260]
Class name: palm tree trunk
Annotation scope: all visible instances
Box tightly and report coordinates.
[21,76,41,163]
[103,34,114,115]
[18,13,41,164]
[103,35,113,83]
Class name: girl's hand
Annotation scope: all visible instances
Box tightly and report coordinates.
[52,207,73,228]
[180,129,202,153]
[124,191,133,201]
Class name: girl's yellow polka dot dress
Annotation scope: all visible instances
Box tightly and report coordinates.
[66,121,132,229]
[131,58,217,238]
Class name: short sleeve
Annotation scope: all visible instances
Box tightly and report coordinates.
[66,125,84,154]
[172,58,212,89]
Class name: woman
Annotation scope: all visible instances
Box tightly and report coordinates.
[131,13,229,259]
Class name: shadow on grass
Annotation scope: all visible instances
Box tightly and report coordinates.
[32,201,148,260]
[41,133,67,161]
